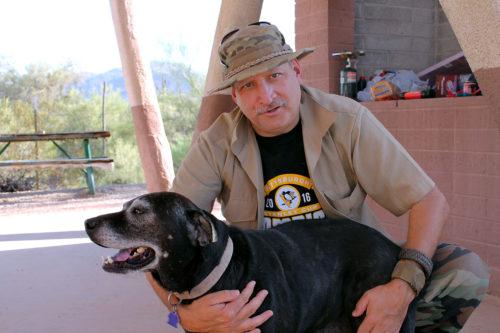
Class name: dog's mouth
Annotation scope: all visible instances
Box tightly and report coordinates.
[102,246,155,273]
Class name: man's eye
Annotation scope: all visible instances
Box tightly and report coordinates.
[270,72,282,79]
[242,82,253,89]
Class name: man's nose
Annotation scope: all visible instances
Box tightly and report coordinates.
[256,82,275,105]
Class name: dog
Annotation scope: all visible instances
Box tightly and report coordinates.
[85,191,418,332]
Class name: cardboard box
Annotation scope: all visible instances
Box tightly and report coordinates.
[370,81,400,101]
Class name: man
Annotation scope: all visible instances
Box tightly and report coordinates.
[148,23,490,333]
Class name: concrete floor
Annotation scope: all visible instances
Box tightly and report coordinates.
[0,192,498,333]
[0,202,183,333]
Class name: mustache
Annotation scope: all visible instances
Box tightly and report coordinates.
[256,98,287,114]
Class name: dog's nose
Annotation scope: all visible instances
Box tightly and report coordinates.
[85,219,96,230]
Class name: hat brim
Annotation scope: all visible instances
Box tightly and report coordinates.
[208,47,315,95]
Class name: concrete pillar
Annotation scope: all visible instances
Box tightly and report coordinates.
[439,0,500,127]
[193,0,263,140]
[295,0,355,93]
[109,0,175,192]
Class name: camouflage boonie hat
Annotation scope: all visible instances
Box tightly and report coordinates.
[209,22,314,94]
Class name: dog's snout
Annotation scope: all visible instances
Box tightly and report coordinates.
[85,218,97,230]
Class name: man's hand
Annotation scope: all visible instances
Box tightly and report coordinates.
[352,279,415,333]
[177,281,273,333]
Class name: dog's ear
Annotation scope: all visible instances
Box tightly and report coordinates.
[185,210,216,247]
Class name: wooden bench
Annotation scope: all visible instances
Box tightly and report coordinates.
[0,131,114,194]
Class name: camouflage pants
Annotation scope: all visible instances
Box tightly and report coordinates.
[415,243,490,332]
[318,243,490,333]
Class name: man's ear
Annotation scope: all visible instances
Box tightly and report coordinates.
[231,86,238,104]
[185,210,216,247]
[290,59,302,80]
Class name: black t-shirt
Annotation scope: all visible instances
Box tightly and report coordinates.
[256,122,325,229]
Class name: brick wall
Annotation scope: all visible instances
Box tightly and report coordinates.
[353,0,462,76]
[356,0,462,75]
[295,0,355,93]
[296,0,499,296]
[295,0,463,92]
[363,96,500,296]
[435,4,462,61]
[354,0,437,75]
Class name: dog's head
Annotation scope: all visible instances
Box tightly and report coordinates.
[85,192,220,276]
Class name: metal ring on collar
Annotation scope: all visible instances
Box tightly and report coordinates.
[399,248,433,278]
[168,291,181,313]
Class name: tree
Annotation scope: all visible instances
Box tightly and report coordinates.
[0,58,205,191]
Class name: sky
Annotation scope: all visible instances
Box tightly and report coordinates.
[0,0,295,74]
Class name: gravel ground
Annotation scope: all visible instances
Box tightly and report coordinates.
[0,183,148,215]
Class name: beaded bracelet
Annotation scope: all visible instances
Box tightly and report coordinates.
[399,248,433,278]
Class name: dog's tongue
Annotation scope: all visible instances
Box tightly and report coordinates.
[113,249,132,262]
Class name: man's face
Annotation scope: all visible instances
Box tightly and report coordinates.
[231,60,302,137]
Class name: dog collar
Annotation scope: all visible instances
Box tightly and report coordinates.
[173,236,234,301]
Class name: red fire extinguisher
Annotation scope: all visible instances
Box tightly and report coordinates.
[332,50,365,100]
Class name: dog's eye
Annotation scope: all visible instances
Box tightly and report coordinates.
[132,208,143,214]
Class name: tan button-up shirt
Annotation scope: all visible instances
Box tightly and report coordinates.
[171,85,434,235]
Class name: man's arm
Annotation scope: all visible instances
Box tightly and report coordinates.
[353,186,449,333]
[405,186,449,257]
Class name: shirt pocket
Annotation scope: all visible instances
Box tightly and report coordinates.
[324,183,365,218]
[222,196,257,229]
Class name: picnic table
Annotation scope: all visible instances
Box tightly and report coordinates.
[0,131,113,194]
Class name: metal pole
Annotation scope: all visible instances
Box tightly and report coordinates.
[83,138,96,194]
[32,98,39,190]
[101,81,107,156]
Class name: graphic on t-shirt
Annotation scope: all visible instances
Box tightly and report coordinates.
[263,173,325,229]
[276,185,300,210]
[256,121,325,229]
